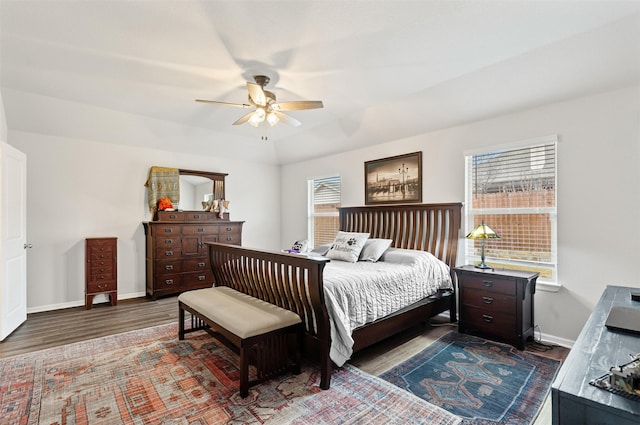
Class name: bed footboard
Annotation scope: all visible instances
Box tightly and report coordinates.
[206,242,333,389]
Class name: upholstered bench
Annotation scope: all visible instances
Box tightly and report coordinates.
[178,286,302,398]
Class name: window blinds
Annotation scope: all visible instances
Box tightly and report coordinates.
[465,140,557,279]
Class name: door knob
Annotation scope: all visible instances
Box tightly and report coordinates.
[24,243,33,249]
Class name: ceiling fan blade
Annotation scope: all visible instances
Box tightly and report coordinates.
[246,82,266,106]
[195,99,251,108]
[273,111,302,127]
[271,100,324,111]
[233,111,254,126]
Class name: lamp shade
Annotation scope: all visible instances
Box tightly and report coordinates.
[466,223,501,240]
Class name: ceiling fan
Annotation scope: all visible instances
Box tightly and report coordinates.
[196,75,324,128]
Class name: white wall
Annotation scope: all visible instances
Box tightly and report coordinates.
[281,85,640,344]
[9,132,281,312]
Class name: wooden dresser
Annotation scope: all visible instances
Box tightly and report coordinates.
[552,285,640,425]
[143,211,243,300]
[85,237,118,309]
[455,265,538,349]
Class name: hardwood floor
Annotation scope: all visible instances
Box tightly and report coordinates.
[0,297,568,425]
[0,296,179,358]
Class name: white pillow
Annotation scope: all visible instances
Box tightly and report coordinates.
[310,243,332,256]
[325,232,370,263]
[359,238,393,262]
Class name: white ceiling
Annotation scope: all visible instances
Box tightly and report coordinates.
[1,1,639,165]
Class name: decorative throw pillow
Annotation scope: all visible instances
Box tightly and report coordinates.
[359,238,393,262]
[291,239,309,252]
[325,232,370,263]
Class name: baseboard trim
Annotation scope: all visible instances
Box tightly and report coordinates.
[27,292,148,314]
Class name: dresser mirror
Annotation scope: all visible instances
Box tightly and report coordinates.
[178,169,227,211]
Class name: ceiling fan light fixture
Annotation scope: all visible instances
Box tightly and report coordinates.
[267,112,279,126]
[248,108,266,127]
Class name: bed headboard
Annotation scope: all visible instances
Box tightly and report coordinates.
[339,203,463,268]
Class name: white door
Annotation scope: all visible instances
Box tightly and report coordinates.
[0,141,27,341]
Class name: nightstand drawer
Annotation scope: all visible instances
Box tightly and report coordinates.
[461,287,514,313]
[460,275,516,296]
[460,305,515,341]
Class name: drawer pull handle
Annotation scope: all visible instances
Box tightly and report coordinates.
[165,279,174,285]
[165,228,173,233]
[165,265,173,270]
[198,228,204,233]
[165,239,173,244]
[482,314,493,323]
[482,280,493,287]
[165,251,174,256]
[194,214,200,219]
[226,227,232,231]
[226,237,233,241]
[198,262,205,267]
[198,275,206,281]
[482,296,494,304]
[169,214,177,219]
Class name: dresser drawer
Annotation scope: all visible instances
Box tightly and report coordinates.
[461,287,514,313]
[184,212,217,221]
[155,236,181,249]
[88,272,114,283]
[156,211,185,221]
[155,274,182,289]
[155,225,181,236]
[460,304,515,341]
[183,271,214,288]
[219,232,241,244]
[155,247,182,258]
[182,258,209,272]
[90,251,113,262]
[90,244,114,255]
[460,274,516,296]
[219,224,242,234]
[90,265,113,275]
[87,281,116,293]
[182,225,218,235]
[156,259,182,274]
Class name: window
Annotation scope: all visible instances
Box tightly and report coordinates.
[465,136,557,282]
[308,176,341,247]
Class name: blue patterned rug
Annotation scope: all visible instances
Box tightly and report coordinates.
[379,331,560,425]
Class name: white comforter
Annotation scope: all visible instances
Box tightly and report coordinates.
[321,248,452,366]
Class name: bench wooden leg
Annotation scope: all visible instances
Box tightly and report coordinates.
[178,303,185,340]
[239,343,249,398]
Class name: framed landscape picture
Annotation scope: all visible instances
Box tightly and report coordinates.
[364,151,422,205]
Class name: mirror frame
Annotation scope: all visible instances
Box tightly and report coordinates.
[179,169,227,208]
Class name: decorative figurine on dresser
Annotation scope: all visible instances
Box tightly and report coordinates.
[143,167,244,300]
[454,265,538,350]
[85,237,118,309]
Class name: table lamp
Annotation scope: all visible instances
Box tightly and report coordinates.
[466,223,501,269]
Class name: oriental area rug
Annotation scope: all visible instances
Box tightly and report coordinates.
[379,332,560,425]
[1,323,461,425]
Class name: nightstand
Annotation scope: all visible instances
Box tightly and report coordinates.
[454,265,538,350]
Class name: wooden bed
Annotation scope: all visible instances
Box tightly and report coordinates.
[205,202,462,390]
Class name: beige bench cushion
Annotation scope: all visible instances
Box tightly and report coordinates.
[178,286,301,339]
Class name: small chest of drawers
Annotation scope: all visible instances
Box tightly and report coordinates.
[454,265,538,349]
[85,237,117,309]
